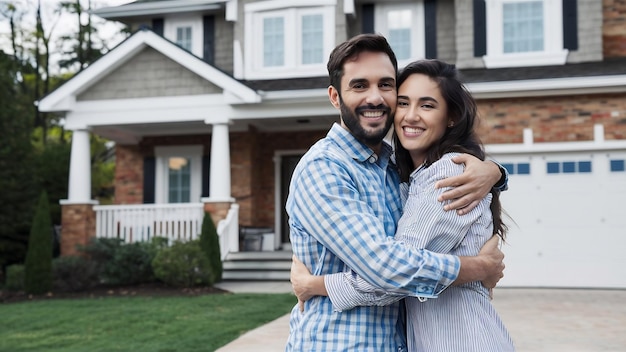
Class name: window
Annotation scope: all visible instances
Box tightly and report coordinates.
[375,2,425,65]
[546,160,592,174]
[483,0,568,68]
[502,162,531,175]
[245,1,335,79]
[176,26,193,52]
[164,16,203,57]
[155,146,203,204]
[610,159,625,172]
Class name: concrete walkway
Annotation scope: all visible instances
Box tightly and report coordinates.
[214,282,626,352]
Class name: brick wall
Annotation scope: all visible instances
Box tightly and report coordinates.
[476,93,626,144]
[603,0,626,58]
[114,145,144,204]
[60,204,95,256]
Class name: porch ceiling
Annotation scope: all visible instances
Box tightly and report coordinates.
[91,116,338,144]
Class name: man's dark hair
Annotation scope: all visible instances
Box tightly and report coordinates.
[327,34,398,92]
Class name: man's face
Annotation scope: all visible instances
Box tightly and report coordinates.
[329,51,397,148]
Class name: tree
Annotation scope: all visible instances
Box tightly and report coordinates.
[199,213,223,283]
[0,51,37,275]
[24,191,53,294]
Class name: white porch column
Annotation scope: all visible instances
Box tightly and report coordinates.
[67,129,92,203]
[209,122,233,201]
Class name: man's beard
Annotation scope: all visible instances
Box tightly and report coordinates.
[339,97,393,147]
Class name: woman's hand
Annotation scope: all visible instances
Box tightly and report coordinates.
[435,154,501,214]
[290,255,326,311]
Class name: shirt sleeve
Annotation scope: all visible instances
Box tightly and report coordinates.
[323,154,492,311]
[290,152,460,298]
[490,158,509,192]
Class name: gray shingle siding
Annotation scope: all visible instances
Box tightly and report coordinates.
[436,0,456,64]
[455,0,484,69]
[77,47,222,101]
[567,0,603,63]
[214,12,234,74]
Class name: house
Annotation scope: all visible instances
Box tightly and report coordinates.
[38,0,626,287]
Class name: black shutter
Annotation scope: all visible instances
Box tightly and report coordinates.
[143,157,155,204]
[424,0,437,59]
[152,18,164,36]
[562,0,578,50]
[202,155,210,198]
[473,0,487,57]
[203,15,215,64]
[362,4,375,34]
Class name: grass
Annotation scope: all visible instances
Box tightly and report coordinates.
[0,292,296,352]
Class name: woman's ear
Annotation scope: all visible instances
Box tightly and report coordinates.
[328,85,341,109]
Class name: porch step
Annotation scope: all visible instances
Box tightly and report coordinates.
[222,250,292,281]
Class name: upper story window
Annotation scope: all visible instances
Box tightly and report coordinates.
[244,1,336,80]
[164,16,203,57]
[483,0,568,68]
[375,2,425,66]
[176,26,193,52]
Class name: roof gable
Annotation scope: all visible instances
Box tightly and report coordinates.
[39,28,259,112]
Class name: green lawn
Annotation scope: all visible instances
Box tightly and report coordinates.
[0,293,296,352]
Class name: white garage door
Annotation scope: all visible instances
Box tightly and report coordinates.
[494,151,626,288]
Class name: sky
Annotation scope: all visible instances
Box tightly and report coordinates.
[0,0,134,73]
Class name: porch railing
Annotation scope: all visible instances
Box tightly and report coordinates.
[93,203,240,259]
[93,203,204,244]
[216,203,240,259]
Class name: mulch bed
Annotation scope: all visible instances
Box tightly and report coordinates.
[0,282,229,304]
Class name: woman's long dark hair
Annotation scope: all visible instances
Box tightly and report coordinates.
[393,59,507,239]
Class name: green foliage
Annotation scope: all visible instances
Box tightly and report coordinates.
[4,264,25,291]
[0,51,36,272]
[199,213,223,282]
[32,135,70,225]
[24,191,53,294]
[52,256,99,292]
[79,238,157,286]
[152,240,214,288]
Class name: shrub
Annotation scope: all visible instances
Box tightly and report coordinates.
[152,240,214,288]
[199,213,222,283]
[52,256,99,292]
[79,238,157,286]
[24,191,53,294]
[5,264,25,291]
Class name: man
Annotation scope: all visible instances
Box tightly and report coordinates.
[285,34,506,351]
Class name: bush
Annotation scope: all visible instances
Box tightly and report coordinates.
[199,213,222,283]
[79,238,157,286]
[24,191,53,294]
[152,240,214,288]
[5,264,25,291]
[52,256,99,292]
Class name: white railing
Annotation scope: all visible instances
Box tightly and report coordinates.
[94,203,205,244]
[216,203,240,260]
[93,203,240,259]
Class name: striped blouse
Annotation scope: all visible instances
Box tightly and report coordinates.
[325,152,515,351]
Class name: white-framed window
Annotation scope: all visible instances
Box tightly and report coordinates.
[375,1,425,67]
[155,146,203,204]
[176,26,193,52]
[484,0,568,68]
[244,0,336,80]
[164,16,203,57]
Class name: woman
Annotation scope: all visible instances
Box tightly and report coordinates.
[291,59,515,351]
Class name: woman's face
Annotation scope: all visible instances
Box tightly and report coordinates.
[394,73,450,167]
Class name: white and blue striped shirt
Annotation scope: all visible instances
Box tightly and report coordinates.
[324,153,515,351]
[285,124,460,351]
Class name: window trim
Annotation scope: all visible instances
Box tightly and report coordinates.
[164,16,203,57]
[374,1,425,67]
[154,145,203,204]
[483,0,568,68]
[244,1,336,80]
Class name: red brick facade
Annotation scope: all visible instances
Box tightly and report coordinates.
[603,0,626,58]
[476,93,626,144]
[60,204,95,256]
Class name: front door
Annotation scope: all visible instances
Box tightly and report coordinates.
[280,155,302,245]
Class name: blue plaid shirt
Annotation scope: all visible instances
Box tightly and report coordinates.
[285,124,460,351]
